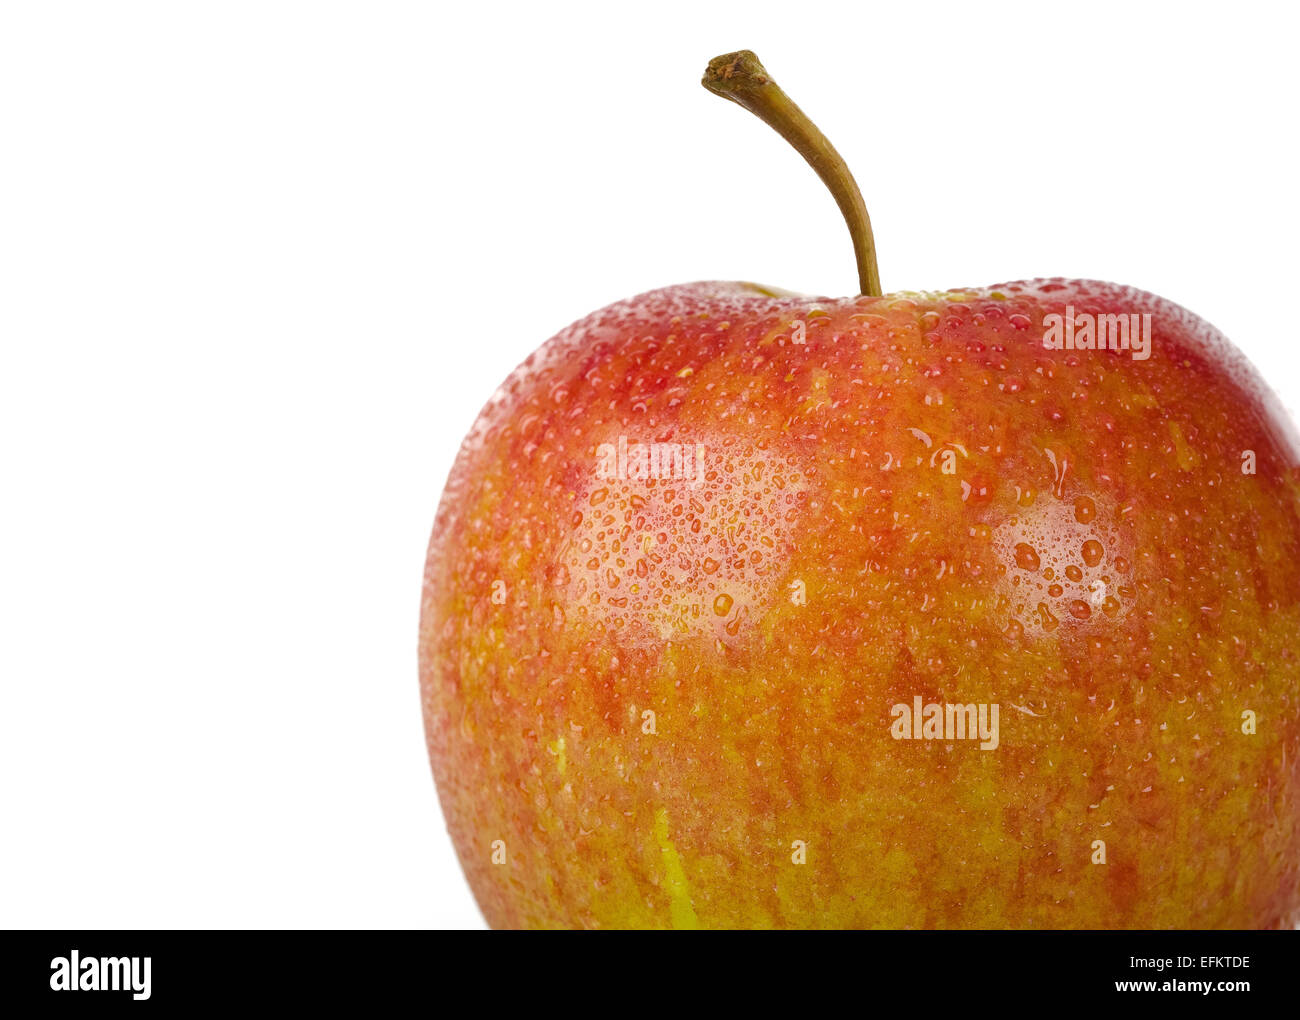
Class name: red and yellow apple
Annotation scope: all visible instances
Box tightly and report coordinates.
[419,52,1300,928]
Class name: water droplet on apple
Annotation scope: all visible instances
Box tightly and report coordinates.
[1081,539,1104,567]
[1014,543,1041,571]
[713,593,734,616]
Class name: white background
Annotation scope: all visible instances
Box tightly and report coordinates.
[2,1,1297,929]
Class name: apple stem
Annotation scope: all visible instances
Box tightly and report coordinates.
[702,51,882,298]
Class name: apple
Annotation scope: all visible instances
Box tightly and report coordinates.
[419,51,1300,928]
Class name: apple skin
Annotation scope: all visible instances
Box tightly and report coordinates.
[419,279,1300,929]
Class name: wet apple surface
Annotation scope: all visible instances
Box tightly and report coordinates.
[418,53,1300,929]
